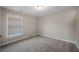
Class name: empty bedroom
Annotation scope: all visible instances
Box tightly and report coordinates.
[0,6,79,52]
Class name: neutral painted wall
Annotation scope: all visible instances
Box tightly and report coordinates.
[75,7,79,48]
[1,7,79,48]
[1,8,38,44]
[0,7,1,35]
[0,7,1,45]
[38,9,76,43]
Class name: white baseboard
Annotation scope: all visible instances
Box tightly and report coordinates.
[75,42,79,50]
[1,33,37,46]
[1,33,79,50]
[40,33,79,50]
[40,33,76,44]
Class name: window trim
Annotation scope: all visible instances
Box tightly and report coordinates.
[6,14,23,38]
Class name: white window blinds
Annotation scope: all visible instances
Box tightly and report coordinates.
[6,14,23,38]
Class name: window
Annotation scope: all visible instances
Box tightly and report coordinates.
[6,14,23,38]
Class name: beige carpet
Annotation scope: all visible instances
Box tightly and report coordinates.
[0,36,79,52]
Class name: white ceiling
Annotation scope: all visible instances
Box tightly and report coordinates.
[3,6,76,17]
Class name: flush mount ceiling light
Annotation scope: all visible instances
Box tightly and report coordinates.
[34,6,47,10]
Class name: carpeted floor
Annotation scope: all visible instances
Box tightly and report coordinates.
[0,36,79,52]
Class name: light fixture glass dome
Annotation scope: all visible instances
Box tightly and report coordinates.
[35,6,47,10]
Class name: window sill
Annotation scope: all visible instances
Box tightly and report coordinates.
[8,33,23,38]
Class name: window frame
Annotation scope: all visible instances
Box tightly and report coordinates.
[6,14,23,38]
